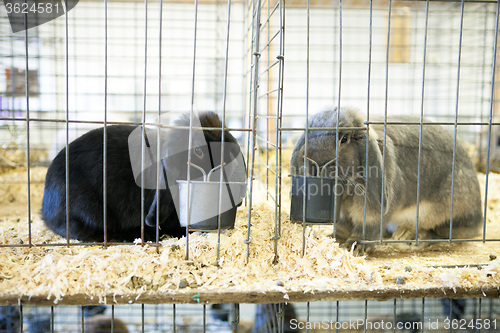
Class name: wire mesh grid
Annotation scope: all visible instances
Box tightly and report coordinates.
[2,299,500,332]
[1,0,500,332]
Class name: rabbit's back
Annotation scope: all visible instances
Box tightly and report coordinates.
[369,116,482,241]
[371,120,479,203]
[42,126,181,242]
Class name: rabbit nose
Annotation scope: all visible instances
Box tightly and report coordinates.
[316,157,338,178]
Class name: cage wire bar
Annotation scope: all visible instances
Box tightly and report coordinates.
[379,0,391,249]
[333,0,343,251]
[23,0,32,248]
[448,0,465,245]
[252,0,286,263]
[482,0,500,243]
[139,0,149,247]
[103,0,109,247]
[155,0,164,246]
[301,0,311,257]
[215,0,234,267]
[362,0,374,256]
[245,0,262,262]
[414,0,430,251]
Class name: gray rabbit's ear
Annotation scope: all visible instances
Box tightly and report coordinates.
[361,136,387,213]
[289,134,306,175]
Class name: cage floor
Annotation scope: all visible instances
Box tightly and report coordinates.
[0,168,499,306]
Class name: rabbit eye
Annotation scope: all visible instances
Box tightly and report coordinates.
[194,146,204,158]
[340,134,349,144]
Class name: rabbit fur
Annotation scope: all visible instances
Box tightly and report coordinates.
[42,111,245,242]
[290,107,483,254]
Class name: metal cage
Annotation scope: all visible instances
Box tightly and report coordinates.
[1,0,500,332]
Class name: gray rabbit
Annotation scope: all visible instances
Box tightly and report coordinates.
[290,107,483,254]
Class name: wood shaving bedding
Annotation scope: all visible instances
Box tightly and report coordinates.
[0,166,46,216]
[0,168,499,305]
[0,144,47,174]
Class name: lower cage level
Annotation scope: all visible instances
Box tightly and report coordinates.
[1,299,499,333]
[1,169,500,332]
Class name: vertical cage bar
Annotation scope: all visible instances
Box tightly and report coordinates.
[335,301,339,333]
[245,0,262,263]
[140,0,150,245]
[23,2,32,248]
[301,0,310,257]
[362,0,373,255]
[393,299,397,333]
[217,0,233,267]
[306,302,310,333]
[141,304,145,333]
[478,4,491,170]
[267,0,275,262]
[80,305,84,332]
[203,304,206,333]
[276,0,285,255]
[479,298,484,332]
[244,0,254,203]
[333,0,343,249]
[8,29,15,117]
[50,306,54,333]
[265,0,270,202]
[380,0,393,245]
[173,304,176,333]
[415,0,431,246]
[448,299,453,329]
[231,303,240,333]
[421,298,425,333]
[487,298,492,332]
[273,0,285,263]
[482,0,500,242]
[449,0,466,243]
[155,0,164,245]
[19,305,23,333]
[185,0,201,260]
[111,304,115,332]
[64,5,71,245]
[364,300,368,333]
[279,303,285,333]
[244,0,254,263]
[102,0,109,246]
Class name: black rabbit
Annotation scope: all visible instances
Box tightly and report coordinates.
[42,111,246,242]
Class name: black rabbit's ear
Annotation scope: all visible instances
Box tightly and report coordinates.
[145,192,159,227]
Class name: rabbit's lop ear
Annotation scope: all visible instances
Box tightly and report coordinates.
[361,134,390,214]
